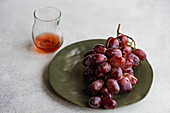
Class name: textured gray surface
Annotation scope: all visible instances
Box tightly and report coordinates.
[0,0,170,113]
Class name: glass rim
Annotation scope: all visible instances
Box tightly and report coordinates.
[33,6,61,22]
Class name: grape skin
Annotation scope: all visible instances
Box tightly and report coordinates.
[91,79,104,93]
[92,54,107,65]
[118,76,132,93]
[105,37,113,47]
[133,49,146,60]
[121,58,134,69]
[93,44,107,54]
[89,96,102,108]
[97,62,111,74]
[122,67,134,75]
[117,35,128,46]
[102,97,117,109]
[106,37,119,49]
[109,67,122,80]
[82,55,95,66]
[110,56,126,67]
[123,73,138,86]
[106,79,120,94]
[100,87,113,98]
[106,48,122,58]
[95,69,105,79]
[125,53,140,68]
[121,45,132,56]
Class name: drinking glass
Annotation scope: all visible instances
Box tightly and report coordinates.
[32,6,63,52]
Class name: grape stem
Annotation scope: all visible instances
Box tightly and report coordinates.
[116,24,136,49]
[117,24,121,37]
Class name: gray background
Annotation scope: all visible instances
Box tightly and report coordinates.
[0,0,170,113]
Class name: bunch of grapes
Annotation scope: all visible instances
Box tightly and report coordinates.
[82,24,146,109]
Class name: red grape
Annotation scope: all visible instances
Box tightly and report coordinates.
[95,69,105,79]
[125,53,140,68]
[122,67,134,75]
[100,87,113,98]
[133,49,146,60]
[91,79,104,93]
[93,44,107,54]
[121,58,134,69]
[102,97,117,109]
[89,96,102,108]
[106,79,120,94]
[109,67,122,80]
[92,54,107,65]
[106,37,119,48]
[106,48,122,58]
[123,73,138,86]
[84,50,96,58]
[118,76,132,93]
[121,45,132,55]
[82,55,95,66]
[97,62,111,74]
[117,35,128,46]
[110,56,125,67]
[106,37,112,47]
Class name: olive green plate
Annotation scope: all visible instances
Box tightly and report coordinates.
[49,39,153,108]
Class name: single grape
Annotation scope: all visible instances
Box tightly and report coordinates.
[84,50,96,58]
[100,87,113,98]
[109,67,122,80]
[97,62,111,74]
[118,76,132,93]
[91,79,104,93]
[123,73,138,86]
[106,37,113,47]
[125,53,140,68]
[82,55,95,66]
[117,35,128,46]
[89,96,102,108]
[83,67,95,78]
[102,97,117,109]
[121,58,134,69]
[110,56,126,67]
[122,67,134,75]
[106,48,122,58]
[93,44,107,54]
[133,49,146,60]
[106,79,120,94]
[92,54,107,65]
[106,37,119,48]
[121,45,132,56]
[95,69,105,79]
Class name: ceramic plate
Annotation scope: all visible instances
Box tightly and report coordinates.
[48,39,153,108]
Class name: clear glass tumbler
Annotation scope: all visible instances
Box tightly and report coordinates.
[32,6,63,52]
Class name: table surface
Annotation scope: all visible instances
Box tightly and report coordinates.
[0,0,170,113]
